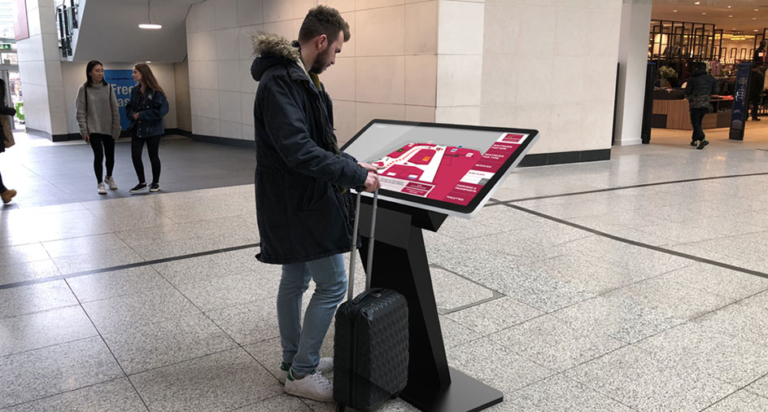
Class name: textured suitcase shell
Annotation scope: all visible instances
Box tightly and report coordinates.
[334,288,409,411]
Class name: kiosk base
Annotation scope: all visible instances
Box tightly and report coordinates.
[400,367,504,412]
[358,200,503,412]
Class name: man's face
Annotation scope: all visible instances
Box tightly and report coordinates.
[311,30,344,74]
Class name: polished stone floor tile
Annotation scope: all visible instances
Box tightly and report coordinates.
[636,322,768,387]
[152,255,231,286]
[0,243,50,266]
[431,268,496,313]
[0,259,61,286]
[496,375,634,412]
[447,338,554,395]
[131,348,283,412]
[704,390,768,412]
[41,233,131,259]
[605,276,734,320]
[0,305,97,357]
[552,295,685,344]
[102,313,236,375]
[206,300,281,346]
[694,300,768,346]
[1,378,146,412]
[66,266,173,303]
[0,281,79,319]
[446,297,543,335]
[564,345,736,412]
[434,215,507,241]
[0,337,124,409]
[81,287,201,335]
[490,315,626,372]
[176,273,278,312]
[745,375,768,399]
[233,394,312,411]
[657,263,768,301]
[438,315,482,350]
[526,254,640,295]
[52,247,145,275]
[242,337,289,383]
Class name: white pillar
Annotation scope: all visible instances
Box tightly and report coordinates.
[17,0,67,140]
[614,0,653,146]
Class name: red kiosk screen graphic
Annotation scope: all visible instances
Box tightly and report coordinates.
[372,133,528,206]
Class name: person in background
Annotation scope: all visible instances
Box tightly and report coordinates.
[749,66,764,122]
[75,60,121,195]
[126,63,168,194]
[251,5,380,403]
[685,62,718,150]
[0,78,17,204]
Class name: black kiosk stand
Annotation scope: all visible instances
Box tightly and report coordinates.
[356,199,503,412]
[342,120,539,411]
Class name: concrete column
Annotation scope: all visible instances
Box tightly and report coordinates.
[614,0,653,146]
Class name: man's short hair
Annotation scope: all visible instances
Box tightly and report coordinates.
[298,5,350,44]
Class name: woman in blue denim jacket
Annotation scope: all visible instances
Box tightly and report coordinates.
[126,63,169,193]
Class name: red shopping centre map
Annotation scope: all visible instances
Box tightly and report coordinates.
[371,133,529,205]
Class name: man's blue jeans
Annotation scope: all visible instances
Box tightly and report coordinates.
[277,253,347,376]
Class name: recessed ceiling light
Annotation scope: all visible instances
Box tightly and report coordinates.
[729,15,733,17]
[702,12,707,15]
[754,17,758,20]
[728,5,732,8]
[673,9,678,12]
[694,1,700,4]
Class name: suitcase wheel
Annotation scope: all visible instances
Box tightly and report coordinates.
[336,404,346,412]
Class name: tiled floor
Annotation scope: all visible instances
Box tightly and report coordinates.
[2,124,768,411]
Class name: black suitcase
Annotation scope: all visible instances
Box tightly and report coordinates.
[334,190,409,412]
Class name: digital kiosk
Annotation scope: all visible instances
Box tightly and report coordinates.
[342,120,540,412]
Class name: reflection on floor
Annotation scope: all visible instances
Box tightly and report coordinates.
[2,127,768,411]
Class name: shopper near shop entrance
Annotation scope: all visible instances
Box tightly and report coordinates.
[250,5,381,403]
[686,62,718,150]
[749,65,764,122]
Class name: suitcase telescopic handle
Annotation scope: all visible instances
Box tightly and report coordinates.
[347,189,378,302]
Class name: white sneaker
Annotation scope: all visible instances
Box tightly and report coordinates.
[105,176,117,190]
[284,370,334,403]
[278,358,333,384]
[97,182,106,195]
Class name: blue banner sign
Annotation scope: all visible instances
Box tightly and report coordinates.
[104,70,135,131]
[729,63,752,141]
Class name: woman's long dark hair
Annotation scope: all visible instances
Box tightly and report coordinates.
[134,63,165,95]
[85,60,107,87]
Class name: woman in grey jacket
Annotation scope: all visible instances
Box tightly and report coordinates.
[76,60,121,194]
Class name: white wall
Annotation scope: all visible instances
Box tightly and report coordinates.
[615,0,653,146]
[17,0,68,136]
[185,0,438,145]
[474,0,623,154]
[61,62,178,135]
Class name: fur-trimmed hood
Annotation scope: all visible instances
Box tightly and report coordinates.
[251,33,302,82]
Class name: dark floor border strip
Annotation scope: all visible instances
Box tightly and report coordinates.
[0,243,261,290]
[191,133,256,149]
[518,149,611,168]
[492,171,768,205]
[505,203,768,280]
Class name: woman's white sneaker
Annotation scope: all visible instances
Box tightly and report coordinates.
[97,182,107,195]
[284,370,334,403]
[105,176,117,190]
